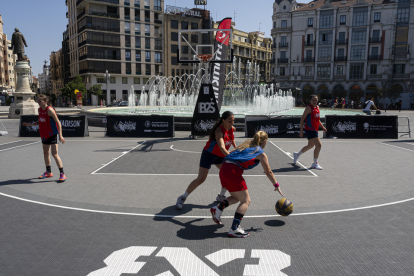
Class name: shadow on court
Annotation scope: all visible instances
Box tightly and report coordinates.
[271,164,309,173]
[0,178,57,186]
[264,220,286,227]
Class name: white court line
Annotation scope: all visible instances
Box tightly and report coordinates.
[0,191,413,218]
[170,145,200,154]
[0,140,22,146]
[90,141,146,174]
[269,141,318,177]
[92,172,316,177]
[406,142,414,146]
[381,142,414,153]
[0,141,40,152]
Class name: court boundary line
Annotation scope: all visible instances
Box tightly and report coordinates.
[0,141,40,152]
[381,142,414,153]
[0,140,22,146]
[0,191,413,218]
[92,172,316,177]
[269,141,318,177]
[91,141,146,174]
[170,145,200,154]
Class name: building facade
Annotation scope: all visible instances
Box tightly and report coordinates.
[0,15,17,94]
[272,0,414,108]
[163,5,211,82]
[38,61,51,94]
[50,50,65,96]
[66,0,164,101]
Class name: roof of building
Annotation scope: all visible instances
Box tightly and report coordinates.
[275,0,294,4]
[294,0,390,12]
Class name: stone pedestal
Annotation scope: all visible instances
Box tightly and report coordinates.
[8,61,39,119]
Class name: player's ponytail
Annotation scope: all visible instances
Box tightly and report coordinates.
[237,131,268,151]
[209,111,234,142]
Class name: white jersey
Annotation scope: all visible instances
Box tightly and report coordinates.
[363,100,374,111]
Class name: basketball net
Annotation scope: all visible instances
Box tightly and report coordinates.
[196,54,213,84]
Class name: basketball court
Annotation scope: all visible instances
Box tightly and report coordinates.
[1,117,414,275]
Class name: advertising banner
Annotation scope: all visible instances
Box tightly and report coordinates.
[76,91,83,108]
[191,84,220,137]
[325,115,398,139]
[106,115,174,137]
[20,115,89,137]
[245,116,306,138]
[211,17,232,110]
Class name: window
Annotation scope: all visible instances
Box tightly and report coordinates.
[181,45,189,54]
[318,47,332,61]
[281,20,287,28]
[155,38,162,50]
[171,44,178,53]
[125,35,131,46]
[171,32,178,41]
[145,37,150,49]
[308,18,313,27]
[371,47,379,57]
[191,34,198,43]
[181,21,188,29]
[349,63,364,79]
[125,8,130,18]
[134,77,140,84]
[306,50,312,58]
[306,34,313,45]
[122,77,128,84]
[191,23,198,29]
[305,66,312,76]
[145,51,150,62]
[171,20,178,29]
[154,0,161,10]
[353,7,368,26]
[135,36,141,48]
[273,21,276,29]
[144,0,149,6]
[171,57,178,65]
[340,15,346,25]
[97,77,105,83]
[397,8,409,24]
[136,63,142,74]
[317,64,330,79]
[338,32,346,43]
[337,65,343,75]
[351,28,366,44]
[146,64,151,75]
[372,30,380,40]
[338,48,345,57]
[145,24,150,35]
[135,9,140,20]
[135,23,140,34]
[125,49,131,60]
[393,64,405,74]
[374,13,381,23]
[350,45,365,60]
[280,51,286,59]
[320,10,334,29]
[370,64,377,75]
[110,77,116,83]
[319,31,333,45]
[280,67,285,76]
[136,51,141,61]
[155,52,161,63]
[125,22,131,33]
[143,78,149,84]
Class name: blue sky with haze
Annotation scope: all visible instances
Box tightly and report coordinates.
[1,0,308,76]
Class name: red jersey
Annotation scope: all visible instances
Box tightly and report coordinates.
[204,125,234,157]
[38,106,59,141]
[304,105,320,132]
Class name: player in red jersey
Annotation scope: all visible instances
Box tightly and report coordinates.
[176,111,237,210]
[293,95,327,170]
[22,95,67,182]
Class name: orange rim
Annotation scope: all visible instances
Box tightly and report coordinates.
[197,54,213,62]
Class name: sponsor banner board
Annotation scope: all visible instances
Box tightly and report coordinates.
[245,116,306,138]
[19,115,89,137]
[325,115,398,139]
[191,84,220,137]
[106,115,174,138]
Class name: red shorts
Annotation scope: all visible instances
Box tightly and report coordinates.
[219,162,247,192]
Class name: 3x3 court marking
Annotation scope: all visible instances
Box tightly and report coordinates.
[90,140,318,177]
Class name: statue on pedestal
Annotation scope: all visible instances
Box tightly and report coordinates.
[9,28,28,61]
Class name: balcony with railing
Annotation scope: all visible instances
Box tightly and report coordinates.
[271,44,277,49]
[335,56,347,62]
[336,39,348,45]
[370,37,382,43]
[368,55,382,60]
[154,19,162,24]
[302,75,314,80]
[271,27,292,35]
[88,10,119,19]
[279,42,289,48]
[334,75,346,80]
[77,0,119,6]
[305,40,315,46]
[317,73,330,80]
[303,57,315,62]
[277,58,289,63]
[393,74,409,79]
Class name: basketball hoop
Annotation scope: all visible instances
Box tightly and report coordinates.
[197,54,213,62]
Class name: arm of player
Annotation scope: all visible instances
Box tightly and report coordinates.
[47,108,65,144]
[257,153,284,196]
[22,121,39,126]
[299,106,311,138]
[319,119,327,132]
[215,127,229,156]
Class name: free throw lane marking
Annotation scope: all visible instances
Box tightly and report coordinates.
[381,142,414,153]
[0,141,40,152]
[0,140,22,146]
[170,145,200,154]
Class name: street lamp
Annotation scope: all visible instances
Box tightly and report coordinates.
[104,70,110,106]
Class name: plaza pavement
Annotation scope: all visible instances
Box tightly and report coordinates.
[0,112,413,275]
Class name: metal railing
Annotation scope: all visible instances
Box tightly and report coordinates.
[398,117,411,138]
[370,37,382,43]
[305,40,315,46]
[335,56,347,61]
[336,39,348,45]
[279,42,289,48]
[278,58,289,63]
[303,57,315,62]
[369,55,382,60]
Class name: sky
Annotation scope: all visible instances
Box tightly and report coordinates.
[1,0,309,76]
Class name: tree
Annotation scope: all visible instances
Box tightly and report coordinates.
[349,89,365,103]
[371,88,384,105]
[384,85,402,104]
[302,86,315,105]
[89,84,103,97]
[60,75,87,103]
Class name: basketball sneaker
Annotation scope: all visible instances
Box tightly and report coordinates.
[176,196,186,210]
[216,194,226,202]
[39,172,53,179]
[311,162,323,170]
[59,173,66,183]
[228,226,250,238]
[210,206,222,225]
[293,152,299,164]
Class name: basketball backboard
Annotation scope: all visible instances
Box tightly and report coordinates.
[177,29,233,63]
